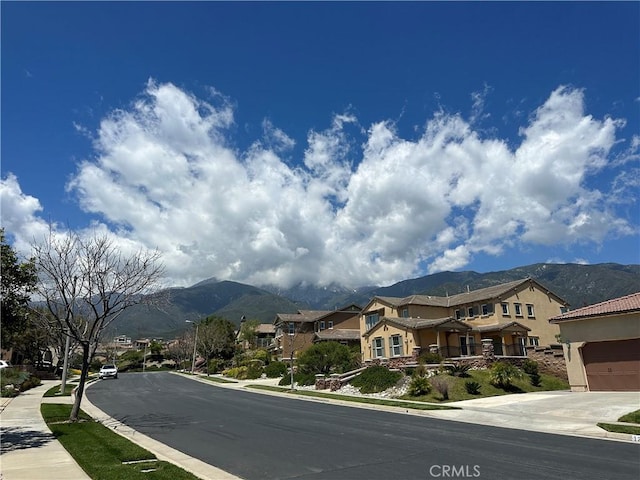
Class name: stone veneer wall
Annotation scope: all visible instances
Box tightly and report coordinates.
[358,343,568,380]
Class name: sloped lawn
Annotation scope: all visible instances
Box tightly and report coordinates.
[399,369,569,403]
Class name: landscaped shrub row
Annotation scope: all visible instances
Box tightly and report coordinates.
[1,368,41,397]
[350,365,403,394]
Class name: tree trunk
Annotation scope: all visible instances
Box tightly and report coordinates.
[69,342,90,422]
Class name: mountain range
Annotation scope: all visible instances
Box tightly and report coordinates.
[111,262,639,340]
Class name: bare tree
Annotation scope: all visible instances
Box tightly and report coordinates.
[166,331,193,370]
[31,230,164,421]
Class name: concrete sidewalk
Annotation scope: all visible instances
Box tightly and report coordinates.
[0,380,91,480]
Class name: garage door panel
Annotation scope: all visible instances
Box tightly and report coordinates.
[582,338,640,392]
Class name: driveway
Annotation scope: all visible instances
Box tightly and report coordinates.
[427,390,640,438]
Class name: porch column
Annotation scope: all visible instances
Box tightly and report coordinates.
[465,331,471,356]
[501,334,507,355]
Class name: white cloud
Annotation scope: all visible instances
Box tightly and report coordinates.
[2,83,636,288]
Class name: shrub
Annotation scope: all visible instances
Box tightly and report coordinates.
[245,362,263,379]
[278,372,316,387]
[350,366,403,394]
[418,351,442,364]
[465,380,482,395]
[489,361,524,389]
[407,376,432,396]
[1,368,41,396]
[447,363,471,377]
[529,372,542,387]
[522,359,539,376]
[430,376,450,400]
[264,361,288,378]
[297,342,357,375]
[208,359,223,374]
[223,366,248,379]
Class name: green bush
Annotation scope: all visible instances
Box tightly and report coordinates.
[465,380,482,395]
[407,376,431,396]
[489,361,524,389]
[350,366,403,394]
[522,359,539,376]
[278,372,316,387]
[1,368,41,396]
[418,351,442,364]
[264,361,288,378]
[297,342,357,375]
[430,376,450,400]
[246,362,263,379]
[223,366,248,379]
[529,372,542,387]
[208,359,223,374]
[446,363,471,377]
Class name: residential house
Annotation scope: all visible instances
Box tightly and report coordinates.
[272,305,362,361]
[360,278,568,364]
[549,292,640,392]
[236,322,276,350]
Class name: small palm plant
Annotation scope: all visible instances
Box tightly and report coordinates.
[489,361,523,390]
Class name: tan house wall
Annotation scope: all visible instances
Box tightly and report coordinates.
[451,284,564,346]
[555,312,640,391]
[362,323,411,361]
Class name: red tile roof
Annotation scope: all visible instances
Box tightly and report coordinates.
[549,292,640,323]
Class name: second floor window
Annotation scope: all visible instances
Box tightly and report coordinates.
[365,313,380,330]
[320,321,325,330]
[514,303,522,316]
[328,321,333,329]
[288,323,295,335]
[501,303,509,315]
[401,308,409,318]
[526,304,535,317]
[481,303,494,315]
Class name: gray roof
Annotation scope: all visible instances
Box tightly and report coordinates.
[315,329,361,341]
[473,321,531,333]
[373,278,567,309]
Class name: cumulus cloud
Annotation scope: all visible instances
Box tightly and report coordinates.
[2,82,636,288]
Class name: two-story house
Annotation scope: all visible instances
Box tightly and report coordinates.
[272,305,362,361]
[360,278,568,363]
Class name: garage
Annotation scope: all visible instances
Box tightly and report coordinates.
[582,338,640,391]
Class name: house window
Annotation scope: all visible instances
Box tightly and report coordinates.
[455,309,461,320]
[481,304,494,316]
[514,303,522,316]
[328,321,333,329]
[501,303,509,315]
[288,323,295,335]
[365,313,380,330]
[390,335,403,357]
[401,308,409,318]
[320,321,325,330]
[372,337,385,358]
[526,304,535,317]
[467,306,475,318]
[528,336,540,346]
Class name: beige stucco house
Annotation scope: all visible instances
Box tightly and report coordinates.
[360,278,568,363]
[272,305,361,361]
[549,292,640,392]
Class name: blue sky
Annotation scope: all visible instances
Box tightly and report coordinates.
[2,2,639,289]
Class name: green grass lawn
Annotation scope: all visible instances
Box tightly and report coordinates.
[398,369,569,403]
[41,404,199,480]
[44,383,75,397]
[597,409,640,435]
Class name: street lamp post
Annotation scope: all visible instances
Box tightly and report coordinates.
[186,320,199,374]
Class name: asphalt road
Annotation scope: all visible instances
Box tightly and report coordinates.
[86,372,640,480]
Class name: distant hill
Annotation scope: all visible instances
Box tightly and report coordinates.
[111,263,639,340]
[111,280,301,339]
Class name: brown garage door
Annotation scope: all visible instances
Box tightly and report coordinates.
[582,338,640,391]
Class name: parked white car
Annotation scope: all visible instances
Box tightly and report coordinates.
[0,360,12,369]
[99,364,118,379]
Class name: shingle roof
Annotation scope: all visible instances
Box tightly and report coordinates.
[276,310,333,323]
[256,324,276,334]
[382,316,471,331]
[473,321,531,333]
[315,329,361,341]
[549,292,640,323]
[373,278,567,309]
